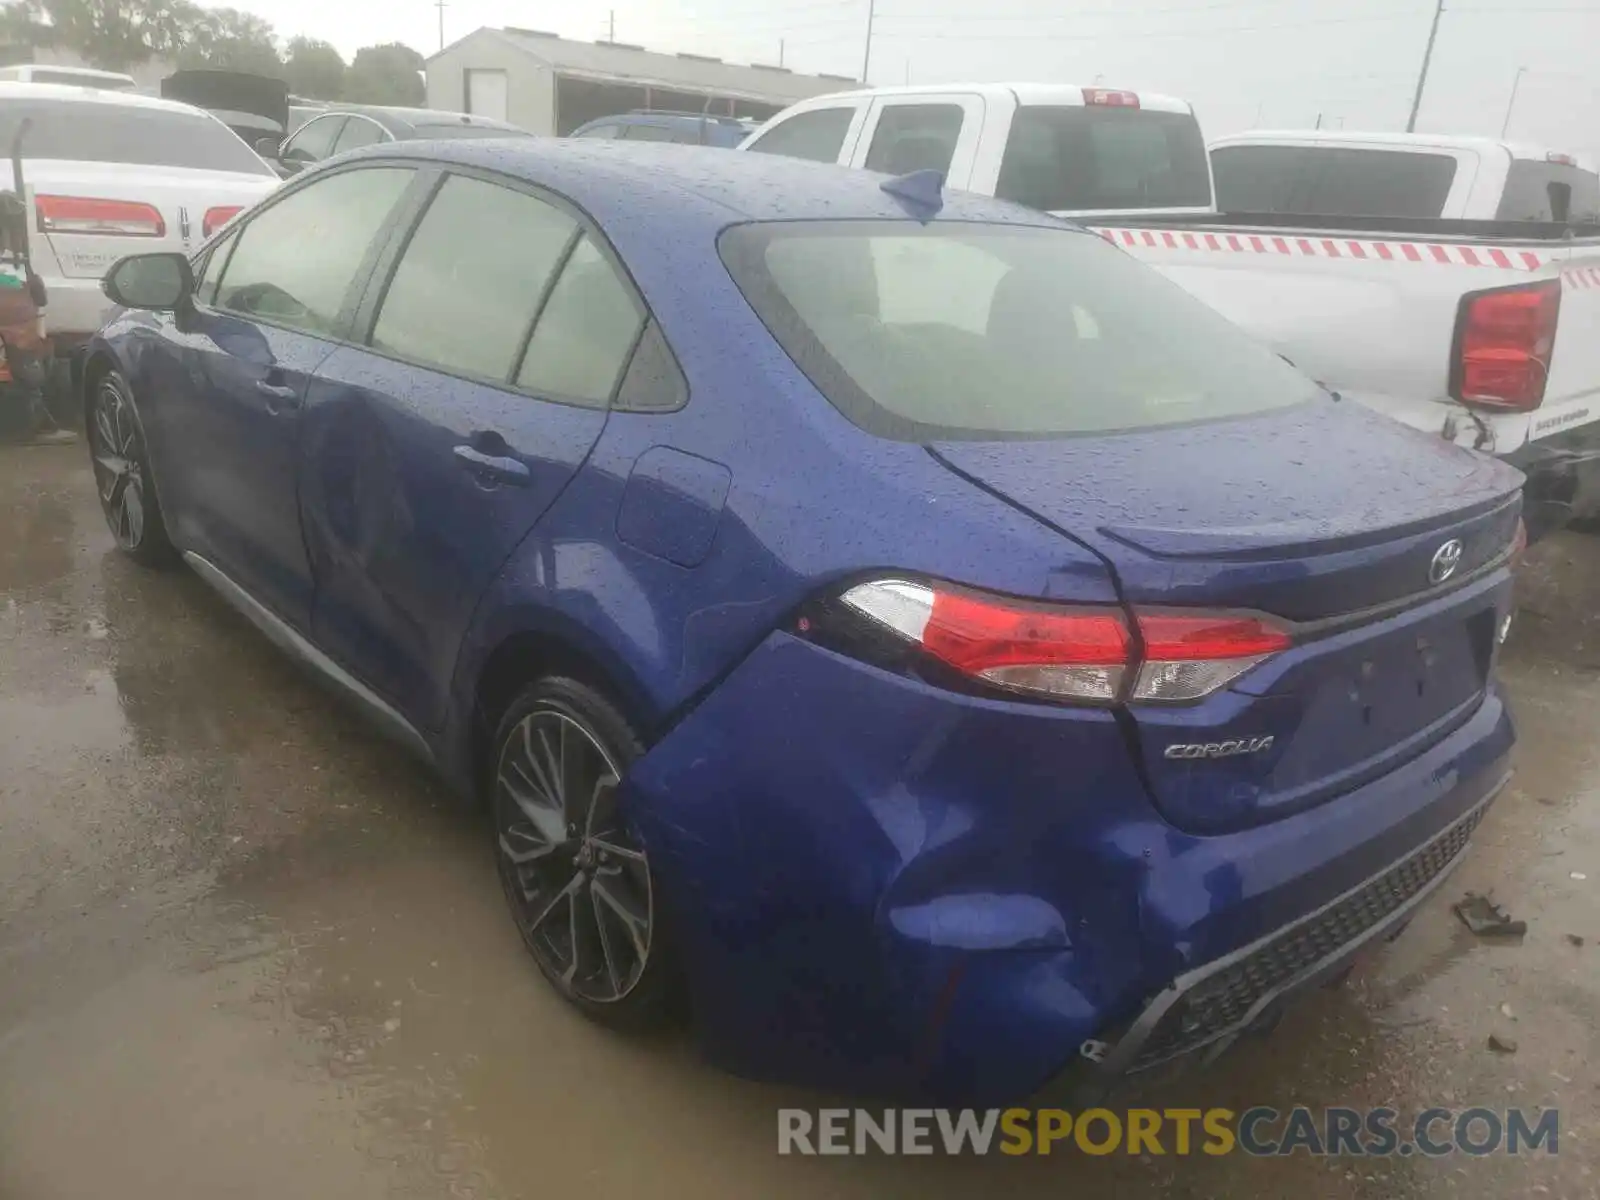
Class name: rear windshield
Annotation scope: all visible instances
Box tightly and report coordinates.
[1212,145,1457,218]
[411,123,530,140]
[0,101,272,175]
[994,106,1212,212]
[720,220,1317,441]
[1497,160,1600,222]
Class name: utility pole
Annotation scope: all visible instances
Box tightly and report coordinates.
[904,58,910,85]
[1405,0,1445,133]
[861,0,875,84]
[1501,65,1528,138]
[779,38,785,67]
[1314,111,1323,130]
[436,0,446,52]
[609,9,616,41]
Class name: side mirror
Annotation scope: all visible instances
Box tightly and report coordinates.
[103,253,193,311]
[254,136,282,159]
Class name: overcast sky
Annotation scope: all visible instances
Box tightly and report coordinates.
[247,0,1599,162]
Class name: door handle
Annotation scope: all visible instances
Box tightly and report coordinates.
[453,443,531,486]
[254,378,300,412]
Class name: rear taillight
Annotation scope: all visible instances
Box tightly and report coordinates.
[203,206,243,237]
[1082,87,1140,108]
[826,579,1290,704]
[36,194,165,238]
[1452,280,1561,412]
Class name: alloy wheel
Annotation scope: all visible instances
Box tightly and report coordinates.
[495,708,653,1003]
[90,379,148,551]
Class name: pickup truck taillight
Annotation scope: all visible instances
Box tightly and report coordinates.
[1451,279,1561,412]
[35,195,165,237]
[804,578,1291,704]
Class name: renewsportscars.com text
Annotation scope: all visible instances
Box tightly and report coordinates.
[777,1106,1559,1157]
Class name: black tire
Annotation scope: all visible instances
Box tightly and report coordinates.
[86,367,175,567]
[490,675,677,1030]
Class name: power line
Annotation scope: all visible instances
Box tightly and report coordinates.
[872,12,1408,40]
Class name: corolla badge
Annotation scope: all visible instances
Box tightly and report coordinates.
[1430,538,1464,585]
[1164,736,1275,760]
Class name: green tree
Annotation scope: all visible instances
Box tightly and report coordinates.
[174,4,280,76]
[283,34,341,99]
[344,41,423,105]
[0,0,190,71]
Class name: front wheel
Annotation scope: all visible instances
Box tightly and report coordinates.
[491,676,677,1029]
[87,368,174,566]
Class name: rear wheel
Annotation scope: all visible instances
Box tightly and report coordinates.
[490,676,675,1029]
[88,368,174,567]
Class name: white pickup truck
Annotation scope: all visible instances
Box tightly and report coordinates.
[743,95,1600,535]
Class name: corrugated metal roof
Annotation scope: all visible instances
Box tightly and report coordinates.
[434,27,849,104]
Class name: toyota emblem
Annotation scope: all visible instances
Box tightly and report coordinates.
[1430,539,1464,585]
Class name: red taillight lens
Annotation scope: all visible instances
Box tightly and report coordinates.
[1453,280,1561,412]
[36,194,165,237]
[835,580,1289,703]
[1082,87,1140,108]
[203,206,243,238]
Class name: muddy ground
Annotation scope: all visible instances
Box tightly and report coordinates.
[3,442,1599,1198]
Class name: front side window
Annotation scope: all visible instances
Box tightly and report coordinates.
[720,220,1317,441]
[743,106,854,163]
[371,174,578,381]
[215,167,414,336]
[863,104,963,177]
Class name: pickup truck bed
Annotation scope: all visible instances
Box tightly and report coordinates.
[1090,213,1600,536]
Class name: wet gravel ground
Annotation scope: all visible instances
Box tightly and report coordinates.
[4,441,1600,1199]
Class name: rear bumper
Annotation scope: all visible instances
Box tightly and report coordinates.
[1084,775,1504,1081]
[1505,422,1600,534]
[624,632,1516,1103]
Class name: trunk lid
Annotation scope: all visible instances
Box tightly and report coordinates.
[932,400,1522,833]
[12,161,278,280]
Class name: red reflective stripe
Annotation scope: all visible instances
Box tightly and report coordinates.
[1249,236,1266,253]
[1162,231,1179,248]
[1143,230,1157,247]
[1346,241,1367,259]
[1460,246,1482,267]
[1183,233,1199,250]
[1376,242,1394,261]
[1402,243,1423,262]
[1227,234,1244,251]
[1296,238,1315,256]
[1121,229,1138,246]
[1521,251,1542,270]
[1489,248,1512,269]
[1429,244,1451,263]
[1321,239,1341,257]
[1204,233,1221,251]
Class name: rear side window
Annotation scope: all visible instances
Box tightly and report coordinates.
[0,101,273,175]
[284,115,344,162]
[371,175,578,381]
[744,107,853,163]
[575,122,621,139]
[720,220,1316,441]
[995,106,1210,212]
[623,123,679,142]
[1213,145,1456,218]
[216,167,414,336]
[1498,160,1600,222]
[332,116,387,154]
[863,104,963,177]
[516,236,644,405]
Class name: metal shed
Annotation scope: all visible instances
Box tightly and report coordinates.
[425,27,853,136]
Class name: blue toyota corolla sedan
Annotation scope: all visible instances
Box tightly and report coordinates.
[83,139,1521,1103]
